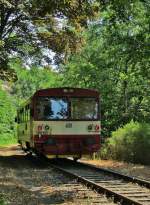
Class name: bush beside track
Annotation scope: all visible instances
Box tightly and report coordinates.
[100,121,150,165]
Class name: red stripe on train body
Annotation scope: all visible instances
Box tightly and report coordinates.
[34,135,100,155]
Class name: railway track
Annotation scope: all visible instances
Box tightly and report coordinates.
[50,159,150,205]
[28,155,116,204]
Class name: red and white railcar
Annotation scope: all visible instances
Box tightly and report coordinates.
[17,88,101,160]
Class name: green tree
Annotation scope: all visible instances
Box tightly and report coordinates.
[10,59,61,103]
[0,0,99,80]
[61,0,150,136]
[2,0,148,81]
[0,0,42,80]
[0,81,16,144]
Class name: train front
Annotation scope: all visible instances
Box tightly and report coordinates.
[33,88,101,159]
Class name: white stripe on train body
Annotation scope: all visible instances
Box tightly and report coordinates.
[33,121,101,135]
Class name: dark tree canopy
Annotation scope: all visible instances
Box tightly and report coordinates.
[0,0,99,80]
[0,0,42,80]
[0,0,149,80]
[61,0,150,136]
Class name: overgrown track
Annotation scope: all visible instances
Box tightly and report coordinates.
[50,159,150,205]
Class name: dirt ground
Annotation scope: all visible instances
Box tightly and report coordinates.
[0,145,80,205]
[0,145,116,205]
[0,145,150,205]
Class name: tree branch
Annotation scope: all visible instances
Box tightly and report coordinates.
[0,6,12,39]
[2,14,23,39]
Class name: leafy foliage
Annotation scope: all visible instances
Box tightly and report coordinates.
[0,60,61,145]
[1,0,149,80]
[61,0,150,136]
[0,82,16,145]
[0,0,43,80]
[0,0,100,80]
[10,59,61,103]
[31,0,100,64]
[101,121,150,165]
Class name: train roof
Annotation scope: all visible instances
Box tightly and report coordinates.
[18,87,100,109]
[33,87,99,97]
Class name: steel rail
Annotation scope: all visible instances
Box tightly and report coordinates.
[50,159,150,205]
[51,164,143,205]
[77,160,150,189]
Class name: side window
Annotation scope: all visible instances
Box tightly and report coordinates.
[18,104,31,122]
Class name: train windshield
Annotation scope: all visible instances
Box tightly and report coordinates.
[71,98,98,120]
[35,97,68,120]
[35,97,98,120]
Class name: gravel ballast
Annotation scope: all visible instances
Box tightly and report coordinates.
[0,145,116,205]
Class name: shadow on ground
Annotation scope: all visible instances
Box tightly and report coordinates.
[0,146,76,205]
